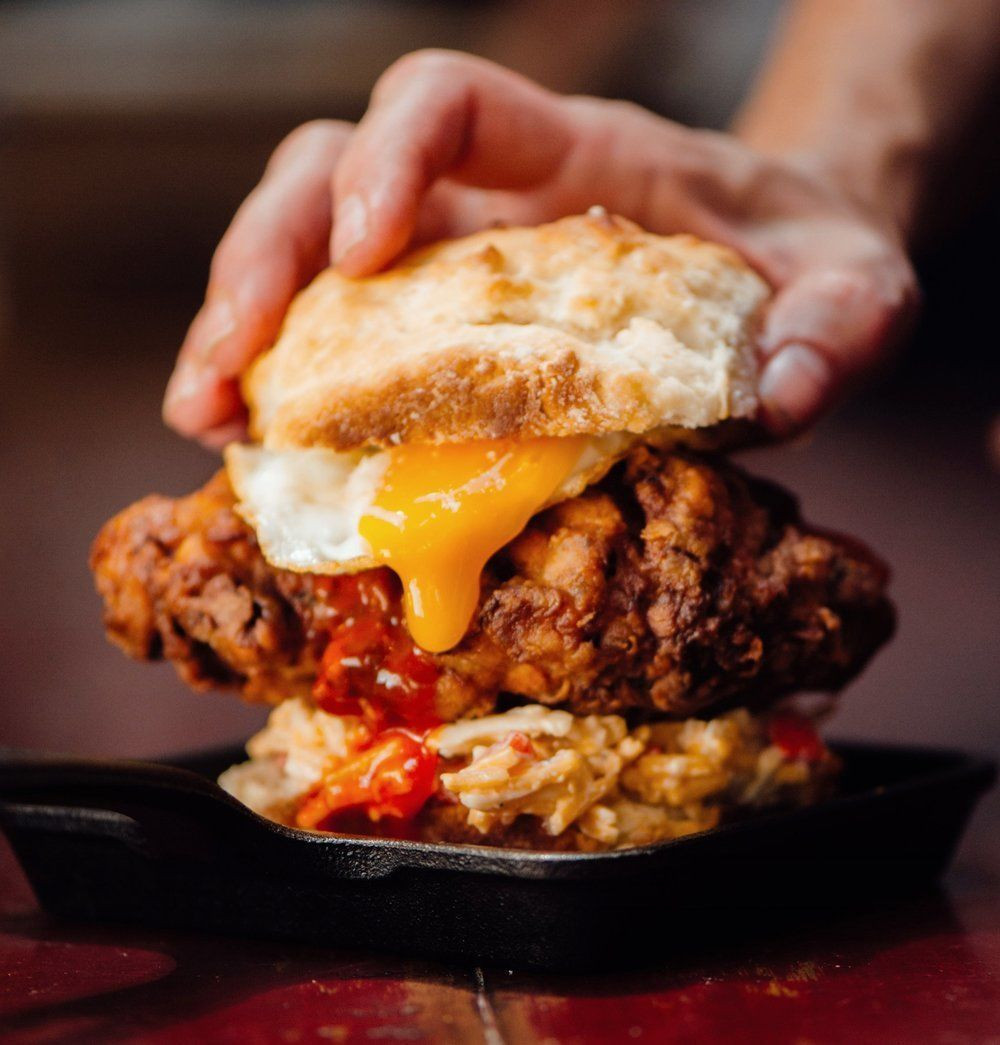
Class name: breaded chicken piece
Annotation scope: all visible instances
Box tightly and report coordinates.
[91,446,893,720]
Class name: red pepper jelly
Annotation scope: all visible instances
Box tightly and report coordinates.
[311,569,442,735]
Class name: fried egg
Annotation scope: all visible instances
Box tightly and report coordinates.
[225,433,639,653]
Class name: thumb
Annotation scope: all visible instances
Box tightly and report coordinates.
[757,268,907,436]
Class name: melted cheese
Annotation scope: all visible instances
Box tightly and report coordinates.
[358,437,588,652]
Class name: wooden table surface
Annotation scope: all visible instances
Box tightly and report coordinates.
[2,820,998,1044]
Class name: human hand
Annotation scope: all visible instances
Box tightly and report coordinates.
[163,51,918,444]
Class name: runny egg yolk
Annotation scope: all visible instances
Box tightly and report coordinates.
[358,437,588,653]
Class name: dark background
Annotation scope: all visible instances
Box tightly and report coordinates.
[1,1,997,866]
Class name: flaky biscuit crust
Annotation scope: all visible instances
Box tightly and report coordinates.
[244,213,769,450]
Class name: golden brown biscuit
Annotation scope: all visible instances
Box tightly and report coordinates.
[245,212,770,450]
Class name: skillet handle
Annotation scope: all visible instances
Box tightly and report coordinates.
[0,750,405,878]
[0,750,264,860]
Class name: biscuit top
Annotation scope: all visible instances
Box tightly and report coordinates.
[244,211,770,450]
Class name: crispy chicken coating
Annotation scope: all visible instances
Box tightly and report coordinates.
[91,446,893,720]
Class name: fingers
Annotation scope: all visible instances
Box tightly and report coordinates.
[164,120,351,441]
[757,261,918,436]
[757,342,834,436]
[331,50,576,276]
[196,411,251,451]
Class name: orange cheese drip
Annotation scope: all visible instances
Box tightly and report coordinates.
[358,437,587,653]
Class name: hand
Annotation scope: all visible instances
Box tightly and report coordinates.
[164,50,919,444]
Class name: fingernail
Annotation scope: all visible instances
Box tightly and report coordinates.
[199,418,249,450]
[191,296,237,364]
[758,343,832,436]
[333,193,368,264]
[163,359,221,426]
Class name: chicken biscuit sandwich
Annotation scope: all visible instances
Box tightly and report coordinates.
[92,212,893,851]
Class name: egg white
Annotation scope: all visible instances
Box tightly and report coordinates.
[224,433,642,577]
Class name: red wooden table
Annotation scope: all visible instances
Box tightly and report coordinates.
[1,825,998,1045]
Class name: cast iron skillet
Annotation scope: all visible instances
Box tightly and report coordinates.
[0,741,994,969]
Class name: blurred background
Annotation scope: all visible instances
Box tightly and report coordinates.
[1,2,997,861]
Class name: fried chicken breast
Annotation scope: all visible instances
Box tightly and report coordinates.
[91,445,893,722]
